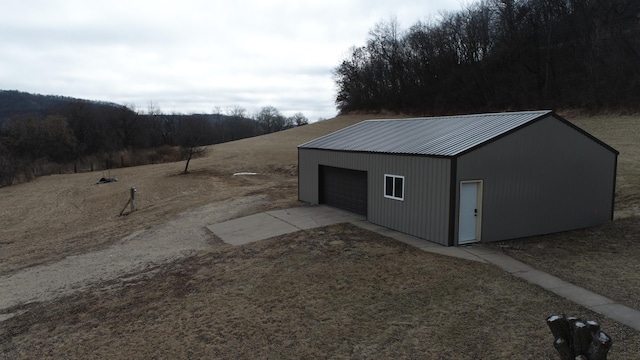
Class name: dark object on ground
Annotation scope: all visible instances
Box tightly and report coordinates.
[547,314,612,360]
[96,177,118,184]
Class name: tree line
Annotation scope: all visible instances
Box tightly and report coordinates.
[0,95,308,186]
[334,0,640,114]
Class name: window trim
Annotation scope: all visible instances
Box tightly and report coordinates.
[384,174,404,201]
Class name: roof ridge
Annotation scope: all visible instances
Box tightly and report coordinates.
[365,110,553,123]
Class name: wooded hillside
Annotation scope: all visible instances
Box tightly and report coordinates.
[0,91,307,186]
[334,0,640,114]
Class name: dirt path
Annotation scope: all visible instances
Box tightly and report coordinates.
[0,195,267,322]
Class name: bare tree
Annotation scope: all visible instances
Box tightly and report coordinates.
[289,112,309,126]
[334,0,640,114]
[146,101,162,116]
[225,105,249,141]
[176,116,212,173]
[226,105,247,119]
[255,106,288,134]
[109,104,140,149]
[2,114,76,162]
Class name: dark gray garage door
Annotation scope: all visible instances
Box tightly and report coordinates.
[319,166,367,216]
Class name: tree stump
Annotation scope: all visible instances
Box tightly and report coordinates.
[547,314,612,360]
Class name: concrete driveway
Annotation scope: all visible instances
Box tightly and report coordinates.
[207,205,364,246]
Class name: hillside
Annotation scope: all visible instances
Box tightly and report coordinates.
[0,90,123,124]
[0,113,387,274]
[1,112,639,358]
[335,1,640,114]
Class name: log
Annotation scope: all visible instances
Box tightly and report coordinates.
[547,315,612,360]
[553,337,573,360]
[572,321,592,355]
[566,316,580,328]
[586,320,600,334]
[586,331,612,360]
[547,314,571,340]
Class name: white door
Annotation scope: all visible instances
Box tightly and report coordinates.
[459,181,482,244]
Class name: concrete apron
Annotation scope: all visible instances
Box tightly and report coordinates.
[207,205,364,246]
[207,205,640,332]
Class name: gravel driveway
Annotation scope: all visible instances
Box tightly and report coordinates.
[0,195,267,322]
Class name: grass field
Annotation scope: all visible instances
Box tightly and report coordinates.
[3,224,640,359]
[0,112,638,359]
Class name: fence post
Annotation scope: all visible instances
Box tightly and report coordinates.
[119,187,138,216]
[130,187,137,212]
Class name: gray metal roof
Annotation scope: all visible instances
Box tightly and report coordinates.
[299,110,554,157]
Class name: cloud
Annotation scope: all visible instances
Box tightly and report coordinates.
[0,0,462,120]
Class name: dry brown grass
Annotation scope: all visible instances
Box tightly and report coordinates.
[0,112,639,359]
[490,218,640,310]
[0,114,381,274]
[2,224,640,359]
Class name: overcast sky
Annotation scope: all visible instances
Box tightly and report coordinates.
[1,0,464,120]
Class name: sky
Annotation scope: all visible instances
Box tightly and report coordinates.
[1,0,464,121]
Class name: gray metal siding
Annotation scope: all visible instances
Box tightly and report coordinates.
[456,115,617,243]
[298,149,320,203]
[298,148,452,245]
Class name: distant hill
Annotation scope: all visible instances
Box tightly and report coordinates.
[0,90,124,125]
[0,90,237,126]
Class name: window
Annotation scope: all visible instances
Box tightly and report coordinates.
[384,174,404,200]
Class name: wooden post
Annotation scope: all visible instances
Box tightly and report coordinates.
[588,331,612,359]
[572,321,592,355]
[586,320,601,334]
[119,199,131,216]
[119,187,137,216]
[552,337,573,360]
[130,187,137,212]
[547,314,571,340]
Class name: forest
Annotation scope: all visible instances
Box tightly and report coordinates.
[3,0,639,186]
[0,91,307,186]
[334,0,640,114]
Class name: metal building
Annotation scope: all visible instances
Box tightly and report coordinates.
[298,110,618,246]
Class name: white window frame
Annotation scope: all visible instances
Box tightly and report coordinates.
[384,174,404,201]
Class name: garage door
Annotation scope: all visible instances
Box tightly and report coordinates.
[319,166,367,216]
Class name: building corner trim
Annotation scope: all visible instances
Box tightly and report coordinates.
[448,157,457,246]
